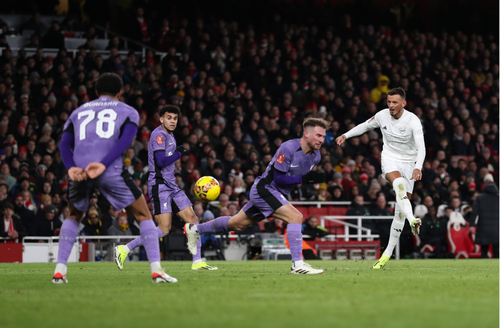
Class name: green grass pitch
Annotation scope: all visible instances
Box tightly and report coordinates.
[0,260,498,328]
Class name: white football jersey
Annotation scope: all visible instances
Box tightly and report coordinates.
[345,108,424,163]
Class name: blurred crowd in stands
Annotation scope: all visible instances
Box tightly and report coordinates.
[0,7,497,257]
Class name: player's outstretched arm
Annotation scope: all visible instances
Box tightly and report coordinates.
[337,115,380,145]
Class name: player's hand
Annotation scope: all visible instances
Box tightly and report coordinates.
[335,135,347,146]
[411,168,422,181]
[68,167,88,182]
[85,162,106,179]
[176,145,189,156]
[302,171,326,184]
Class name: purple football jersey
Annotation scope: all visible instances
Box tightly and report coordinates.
[148,126,179,190]
[256,138,321,196]
[63,96,139,173]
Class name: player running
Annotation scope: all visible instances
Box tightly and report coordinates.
[336,87,425,269]
[185,118,328,274]
[114,105,217,271]
[53,73,176,283]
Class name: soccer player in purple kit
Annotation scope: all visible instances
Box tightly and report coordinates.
[185,117,329,274]
[114,105,217,271]
[52,73,177,284]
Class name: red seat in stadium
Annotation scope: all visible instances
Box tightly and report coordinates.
[328,207,348,216]
[308,207,329,218]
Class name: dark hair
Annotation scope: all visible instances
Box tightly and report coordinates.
[160,105,180,117]
[387,87,406,99]
[303,117,331,130]
[3,203,14,211]
[95,73,123,96]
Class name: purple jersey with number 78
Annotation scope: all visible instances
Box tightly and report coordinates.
[63,96,139,174]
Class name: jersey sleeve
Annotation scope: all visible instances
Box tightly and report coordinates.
[412,117,426,170]
[164,134,177,156]
[344,112,381,139]
[127,108,140,126]
[150,130,166,153]
[63,115,74,134]
[273,145,294,173]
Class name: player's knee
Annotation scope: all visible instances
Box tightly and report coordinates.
[159,224,171,236]
[232,222,249,232]
[289,212,303,224]
[229,215,252,232]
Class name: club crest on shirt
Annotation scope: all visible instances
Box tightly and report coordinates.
[276,153,285,165]
[399,127,406,134]
[157,136,164,145]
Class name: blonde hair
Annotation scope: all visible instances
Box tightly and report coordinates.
[303,117,331,130]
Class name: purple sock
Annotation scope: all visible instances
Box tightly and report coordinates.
[140,220,160,263]
[57,219,79,265]
[126,226,164,251]
[193,238,202,261]
[197,216,230,235]
[287,223,303,262]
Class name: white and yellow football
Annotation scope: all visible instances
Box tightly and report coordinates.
[194,176,221,201]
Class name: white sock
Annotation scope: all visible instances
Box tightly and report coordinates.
[123,245,130,253]
[392,177,415,225]
[193,259,202,265]
[150,261,162,274]
[293,260,304,268]
[54,263,67,276]
[383,205,405,258]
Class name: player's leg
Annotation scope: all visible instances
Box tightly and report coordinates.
[126,196,176,283]
[272,204,323,274]
[116,213,171,269]
[176,205,218,270]
[373,204,404,269]
[386,171,421,235]
[53,180,90,284]
[185,207,255,255]
[103,171,176,282]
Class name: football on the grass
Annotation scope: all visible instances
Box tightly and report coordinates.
[194,176,221,201]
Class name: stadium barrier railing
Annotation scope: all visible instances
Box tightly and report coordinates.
[209,201,397,208]
[0,46,167,62]
[317,215,400,260]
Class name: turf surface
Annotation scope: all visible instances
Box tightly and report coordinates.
[0,259,498,328]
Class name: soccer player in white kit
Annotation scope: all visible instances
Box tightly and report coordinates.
[336,87,425,269]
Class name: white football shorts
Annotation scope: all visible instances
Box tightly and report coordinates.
[381,157,416,193]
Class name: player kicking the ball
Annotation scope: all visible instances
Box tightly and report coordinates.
[185,117,328,274]
[53,73,176,283]
[114,105,217,271]
[336,87,425,269]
